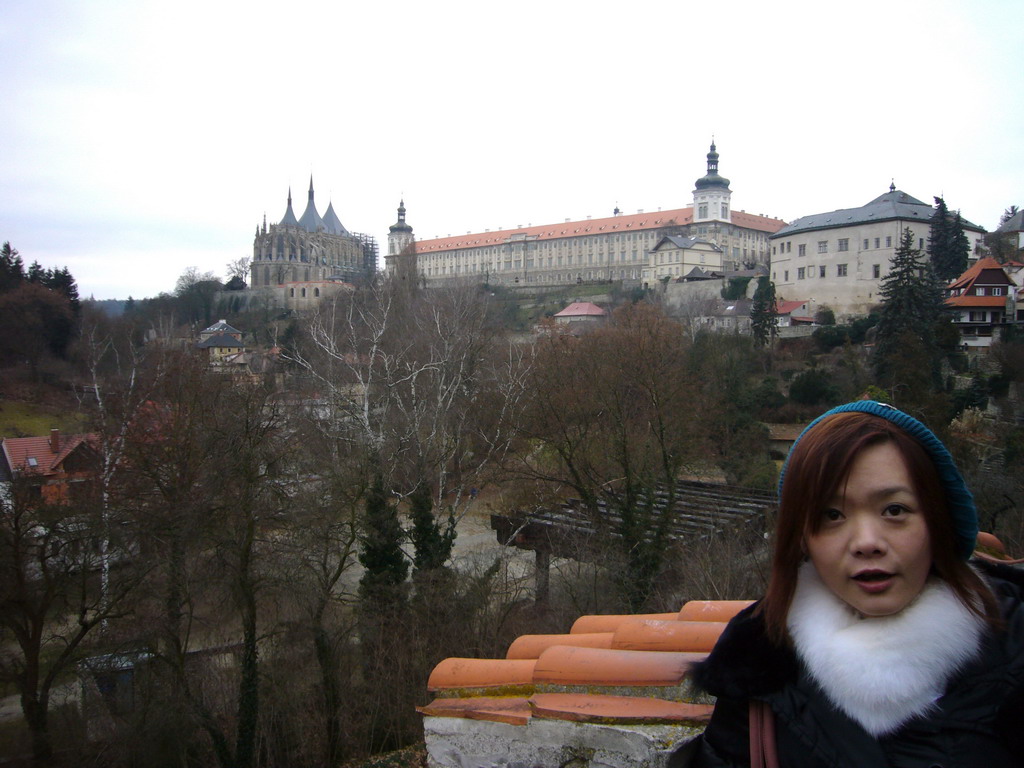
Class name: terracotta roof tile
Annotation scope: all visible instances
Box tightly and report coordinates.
[417,696,533,726]
[506,632,614,660]
[611,620,725,653]
[2,433,97,476]
[427,658,537,691]
[677,600,753,622]
[570,612,679,634]
[528,693,714,725]
[532,646,705,687]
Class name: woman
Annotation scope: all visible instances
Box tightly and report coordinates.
[691,401,1024,767]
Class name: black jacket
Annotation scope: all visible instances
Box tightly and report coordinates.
[689,561,1024,768]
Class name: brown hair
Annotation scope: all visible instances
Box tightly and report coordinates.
[760,411,999,644]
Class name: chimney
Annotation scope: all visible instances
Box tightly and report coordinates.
[50,428,60,453]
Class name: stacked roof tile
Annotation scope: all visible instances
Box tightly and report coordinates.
[419,600,751,767]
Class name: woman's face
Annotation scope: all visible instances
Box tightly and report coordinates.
[805,441,933,617]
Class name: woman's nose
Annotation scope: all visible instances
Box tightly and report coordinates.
[850,516,886,556]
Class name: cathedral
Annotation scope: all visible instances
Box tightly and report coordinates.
[249,179,378,309]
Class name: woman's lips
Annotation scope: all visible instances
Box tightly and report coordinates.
[852,570,894,593]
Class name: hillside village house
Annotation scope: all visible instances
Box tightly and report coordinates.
[1,429,98,504]
[944,257,1017,350]
[642,236,723,285]
[769,185,985,321]
[395,144,786,288]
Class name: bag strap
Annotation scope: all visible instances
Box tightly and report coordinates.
[748,699,780,768]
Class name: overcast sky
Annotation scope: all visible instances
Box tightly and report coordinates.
[1,0,1020,300]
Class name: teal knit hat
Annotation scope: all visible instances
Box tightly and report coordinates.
[779,401,978,560]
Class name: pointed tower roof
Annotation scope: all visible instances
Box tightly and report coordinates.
[389,199,413,233]
[323,201,349,235]
[298,176,325,233]
[279,187,299,227]
[694,141,731,191]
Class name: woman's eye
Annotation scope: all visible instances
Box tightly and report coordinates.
[822,508,843,522]
[882,504,906,517]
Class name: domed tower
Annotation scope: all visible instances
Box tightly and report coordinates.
[692,141,732,225]
[386,199,417,285]
[388,199,414,256]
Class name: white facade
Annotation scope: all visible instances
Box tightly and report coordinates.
[407,144,784,288]
[770,187,985,321]
[642,236,723,283]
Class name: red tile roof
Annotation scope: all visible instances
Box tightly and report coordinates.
[946,295,1008,308]
[947,257,1009,291]
[774,300,808,316]
[414,207,786,253]
[2,432,97,476]
[553,302,607,318]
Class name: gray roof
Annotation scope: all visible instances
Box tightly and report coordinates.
[198,333,244,349]
[201,319,242,335]
[997,209,1024,233]
[771,188,984,239]
[299,178,325,233]
[655,235,722,251]
[279,189,299,227]
[322,202,349,236]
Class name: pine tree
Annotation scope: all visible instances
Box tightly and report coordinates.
[409,482,456,574]
[0,242,24,292]
[358,474,409,610]
[927,197,970,282]
[749,277,777,348]
[874,227,947,391]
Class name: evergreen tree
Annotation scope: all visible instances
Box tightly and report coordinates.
[874,227,947,392]
[0,242,24,292]
[749,277,777,348]
[358,474,409,610]
[927,197,970,282]
[409,482,456,574]
[46,266,81,315]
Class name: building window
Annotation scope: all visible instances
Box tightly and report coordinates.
[993,287,1003,296]
[976,287,986,296]
[290,287,295,297]
[798,244,806,257]
[919,238,924,249]
[863,239,869,249]
[968,311,987,322]
[698,204,708,218]
[787,242,792,253]
[314,287,320,297]
[875,237,880,248]
[818,241,828,253]
[837,264,848,277]
[819,265,826,278]
[886,236,892,247]
[784,270,790,281]
[838,239,849,252]
[798,267,805,280]
[721,204,728,217]
[873,264,880,278]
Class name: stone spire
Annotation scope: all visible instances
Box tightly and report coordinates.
[298,175,325,233]
[279,187,299,227]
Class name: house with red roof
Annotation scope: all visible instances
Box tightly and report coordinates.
[944,257,1017,349]
[552,302,608,325]
[1,429,99,504]
[774,299,814,327]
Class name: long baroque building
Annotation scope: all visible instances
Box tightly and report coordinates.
[249,179,378,310]
[388,144,786,287]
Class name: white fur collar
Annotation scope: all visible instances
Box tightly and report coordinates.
[786,561,985,736]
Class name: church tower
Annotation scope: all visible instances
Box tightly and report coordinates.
[692,140,732,225]
[386,199,417,285]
